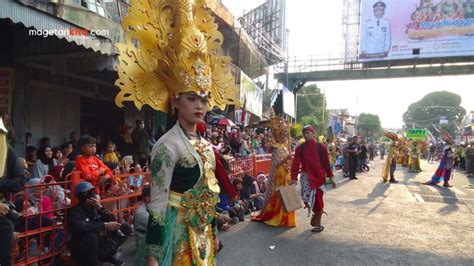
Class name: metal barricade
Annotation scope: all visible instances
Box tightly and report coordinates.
[12,176,73,265]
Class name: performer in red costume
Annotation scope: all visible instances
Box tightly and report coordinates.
[291,125,335,232]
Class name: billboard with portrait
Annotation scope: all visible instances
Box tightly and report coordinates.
[359,0,474,62]
[240,71,263,118]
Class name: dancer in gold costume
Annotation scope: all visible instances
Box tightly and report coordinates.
[114,0,239,265]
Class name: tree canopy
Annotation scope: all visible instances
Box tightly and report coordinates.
[356,113,382,141]
[296,84,328,135]
[403,91,466,137]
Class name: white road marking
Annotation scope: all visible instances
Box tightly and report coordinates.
[417,194,474,201]
[426,185,438,193]
[452,187,467,196]
[414,193,425,203]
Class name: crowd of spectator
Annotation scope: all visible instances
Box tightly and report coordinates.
[4,117,282,265]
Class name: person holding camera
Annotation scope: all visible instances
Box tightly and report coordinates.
[1,118,26,266]
[68,182,129,266]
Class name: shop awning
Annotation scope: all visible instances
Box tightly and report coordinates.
[0,0,117,55]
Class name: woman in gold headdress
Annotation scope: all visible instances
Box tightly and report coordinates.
[408,141,422,173]
[382,132,400,183]
[114,0,239,265]
[251,115,296,227]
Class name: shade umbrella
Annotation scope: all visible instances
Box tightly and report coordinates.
[216,117,236,127]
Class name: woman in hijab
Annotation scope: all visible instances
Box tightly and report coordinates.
[32,146,57,179]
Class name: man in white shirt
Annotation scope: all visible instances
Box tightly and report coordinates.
[360,1,391,58]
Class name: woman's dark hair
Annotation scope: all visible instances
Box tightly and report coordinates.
[166,106,179,131]
[52,147,61,159]
[232,178,242,187]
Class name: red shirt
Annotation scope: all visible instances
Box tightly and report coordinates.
[75,155,112,192]
[291,139,333,189]
[213,149,237,199]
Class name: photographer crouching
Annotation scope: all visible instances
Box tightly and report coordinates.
[68,182,131,266]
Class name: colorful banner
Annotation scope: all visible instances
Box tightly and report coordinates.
[407,128,428,140]
[359,0,474,62]
[240,71,263,118]
[0,67,15,115]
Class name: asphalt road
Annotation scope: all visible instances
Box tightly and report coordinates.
[121,157,474,265]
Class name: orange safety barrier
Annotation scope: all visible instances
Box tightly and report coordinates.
[253,154,272,177]
[11,175,73,266]
[228,157,254,179]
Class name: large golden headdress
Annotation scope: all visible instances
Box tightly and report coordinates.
[115,0,239,112]
[270,114,289,144]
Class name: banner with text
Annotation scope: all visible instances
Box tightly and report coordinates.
[407,128,428,140]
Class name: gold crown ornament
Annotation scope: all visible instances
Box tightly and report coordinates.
[115,0,239,112]
[270,114,289,145]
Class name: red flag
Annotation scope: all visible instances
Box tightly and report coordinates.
[241,98,246,125]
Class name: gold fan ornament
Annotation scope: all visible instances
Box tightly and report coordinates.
[115,0,239,112]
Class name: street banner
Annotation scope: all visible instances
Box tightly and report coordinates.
[440,116,449,124]
[240,71,263,118]
[463,124,473,136]
[359,0,474,62]
[407,128,428,140]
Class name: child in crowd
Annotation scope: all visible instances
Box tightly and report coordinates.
[103,141,120,167]
[256,172,268,194]
[46,165,71,208]
[231,179,249,220]
[74,135,112,193]
[118,155,134,174]
[129,163,144,192]
[52,147,62,162]
[58,142,73,165]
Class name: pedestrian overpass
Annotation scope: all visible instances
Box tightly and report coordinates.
[274,55,474,93]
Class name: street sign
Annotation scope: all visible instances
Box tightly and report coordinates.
[407,129,427,140]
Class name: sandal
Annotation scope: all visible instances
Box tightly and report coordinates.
[311,225,324,233]
[443,183,453,188]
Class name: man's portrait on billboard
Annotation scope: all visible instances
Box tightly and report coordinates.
[360,1,392,59]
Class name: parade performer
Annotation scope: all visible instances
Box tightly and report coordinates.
[291,125,335,233]
[423,145,454,187]
[408,142,422,173]
[466,141,474,177]
[381,132,399,183]
[327,139,337,172]
[114,0,238,264]
[252,115,296,227]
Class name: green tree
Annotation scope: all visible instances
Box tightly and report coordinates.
[356,113,382,141]
[403,91,466,137]
[296,84,328,133]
